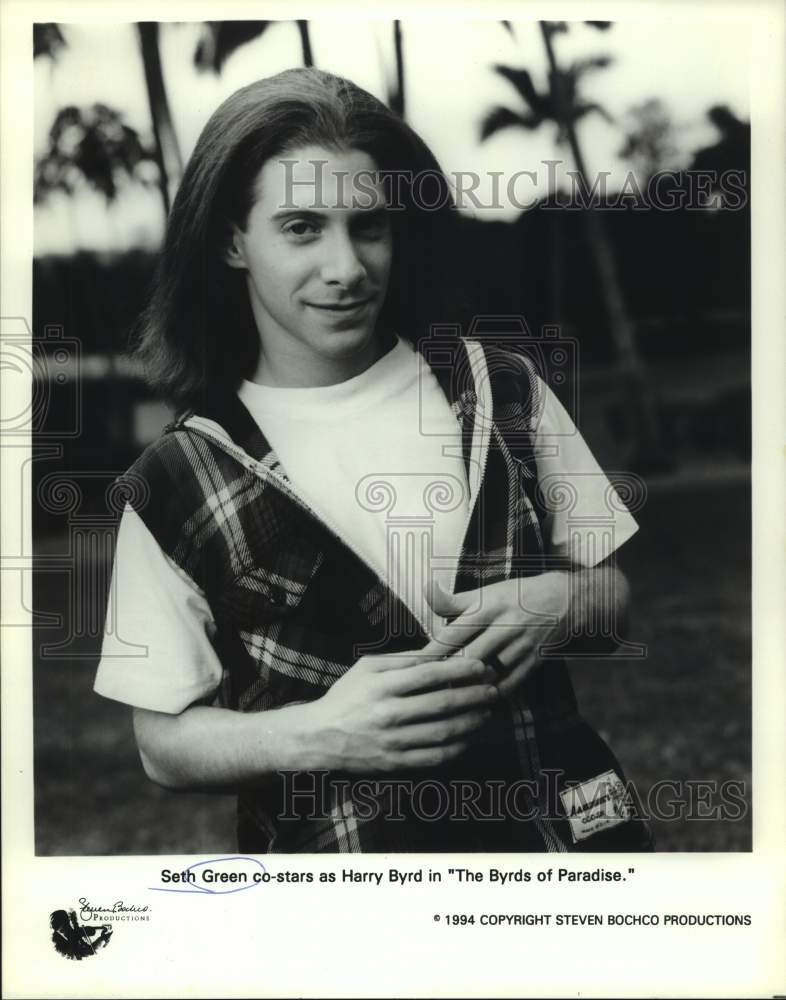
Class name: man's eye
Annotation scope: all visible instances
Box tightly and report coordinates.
[283,220,320,237]
[355,214,389,237]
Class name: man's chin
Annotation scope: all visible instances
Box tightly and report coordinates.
[308,318,381,350]
[305,324,392,375]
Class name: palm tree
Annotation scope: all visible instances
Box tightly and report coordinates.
[136,23,182,216]
[482,20,667,471]
[296,21,314,67]
[34,23,180,218]
[37,19,323,225]
[34,104,160,206]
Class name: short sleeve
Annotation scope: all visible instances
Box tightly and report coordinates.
[94,504,223,713]
[532,379,639,567]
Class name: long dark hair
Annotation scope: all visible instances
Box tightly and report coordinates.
[134,67,464,411]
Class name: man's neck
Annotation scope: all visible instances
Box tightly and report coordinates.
[250,331,397,388]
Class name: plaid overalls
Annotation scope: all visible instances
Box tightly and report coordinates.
[121,337,653,853]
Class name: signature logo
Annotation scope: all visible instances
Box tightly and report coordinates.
[77,898,150,921]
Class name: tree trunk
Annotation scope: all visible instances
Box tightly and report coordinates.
[539,21,668,472]
[296,21,314,67]
[391,20,405,118]
[137,22,183,216]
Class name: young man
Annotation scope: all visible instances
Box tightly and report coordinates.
[95,68,652,853]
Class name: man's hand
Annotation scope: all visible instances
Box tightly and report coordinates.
[423,567,628,698]
[302,650,501,774]
[133,649,500,792]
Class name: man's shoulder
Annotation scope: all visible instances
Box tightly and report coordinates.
[119,425,192,494]
[123,416,245,482]
[115,419,241,520]
[466,338,543,409]
[112,420,257,575]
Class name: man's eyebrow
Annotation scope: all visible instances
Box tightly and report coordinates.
[270,206,389,221]
[270,208,326,221]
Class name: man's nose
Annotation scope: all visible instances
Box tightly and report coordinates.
[320,230,367,288]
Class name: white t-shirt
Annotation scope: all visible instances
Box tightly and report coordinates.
[95,338,638,713]
[237,337,469,633]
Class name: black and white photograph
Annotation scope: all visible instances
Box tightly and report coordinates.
[2,1,784,997]
[29,11,753,856]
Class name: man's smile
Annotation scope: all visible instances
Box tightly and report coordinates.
[305,297,373,312]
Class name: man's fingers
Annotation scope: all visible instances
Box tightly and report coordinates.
[446,626,542,677]
[397,740,472,770]
[420,614,487,658]
[358,650,443,673]
[387,708,493,750]
[426,580,478,618]
[385,656,495,695]
[388,683,499,724]
[497,653,538,697]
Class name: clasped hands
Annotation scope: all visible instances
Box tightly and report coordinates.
[311,572,572,774]
[423,570,573,697]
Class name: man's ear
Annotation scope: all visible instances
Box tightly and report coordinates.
[224,230,247,270]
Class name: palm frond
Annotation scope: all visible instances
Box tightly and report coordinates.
[194,21,272,73]
[583,102,615,125]
[493,64,547,115]
[572,55,614,75]
[34,23,66,60]
[480,106,539,141]
[541,21,568,38]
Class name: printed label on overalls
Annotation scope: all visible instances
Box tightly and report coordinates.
[560,769,630,842]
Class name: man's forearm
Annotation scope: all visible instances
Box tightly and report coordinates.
[551,565,631,656]
[134,648,498,792]
[133,701,326,792]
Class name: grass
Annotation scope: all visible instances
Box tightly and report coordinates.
[572,472,751,851]
[33,475,751,854]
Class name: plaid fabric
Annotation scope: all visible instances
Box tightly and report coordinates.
[122,337,653,853]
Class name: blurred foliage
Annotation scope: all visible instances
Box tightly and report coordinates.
[34,104,160,204]
[690,105,750,203]
[194,20,272,72]
[502,21,613,37]
[483,58,614,145]
[618,99,680,179]
[485,20,670,477]
[33,22,66,60]
[194,19,313,72]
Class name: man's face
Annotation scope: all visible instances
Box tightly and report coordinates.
[228,144,394,386]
